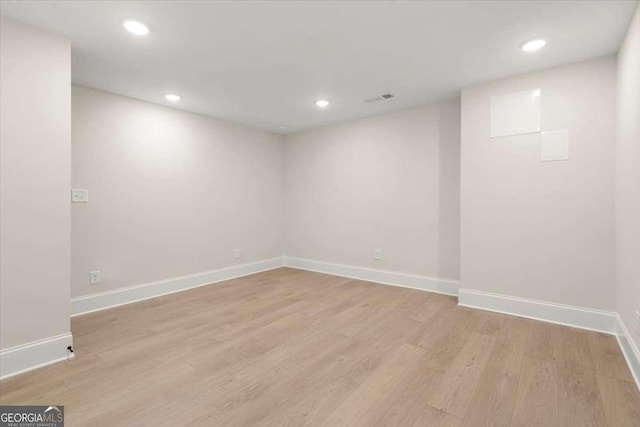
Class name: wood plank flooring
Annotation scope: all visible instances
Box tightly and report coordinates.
[1,268,638,426]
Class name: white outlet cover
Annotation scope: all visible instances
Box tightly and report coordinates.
[90,270,101,284]
[71,189,89,203]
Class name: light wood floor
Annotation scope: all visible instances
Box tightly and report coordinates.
[1,268,639,426]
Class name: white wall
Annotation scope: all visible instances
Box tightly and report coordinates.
[460,56,617,310]
[71,86,284,297]
[283,100,461,280]
[0,18,71,349]
[616,4,640,350]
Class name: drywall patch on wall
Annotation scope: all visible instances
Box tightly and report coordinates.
[490,88,541,138]
[541,129,569,161]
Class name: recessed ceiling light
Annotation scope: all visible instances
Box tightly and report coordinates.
[123,20,149,36]
[316,100,329,108]
[165,94,180,102]
[520,38,546,52]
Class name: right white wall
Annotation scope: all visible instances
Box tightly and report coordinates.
[460,56,617,311]
[616,4,640,352]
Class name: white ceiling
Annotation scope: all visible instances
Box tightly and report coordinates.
[1,1,637,134]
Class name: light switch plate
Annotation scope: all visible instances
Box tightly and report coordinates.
[71,189,89,203]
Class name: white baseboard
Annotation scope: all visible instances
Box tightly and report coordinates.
[458,288,618,334]
[0,332,73,380]
[71,257,284,316]
[616,315,640,391]
[283,256,459,296]
[62,256,638,393]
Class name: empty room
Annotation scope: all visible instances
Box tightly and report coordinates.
[1,1,639,425]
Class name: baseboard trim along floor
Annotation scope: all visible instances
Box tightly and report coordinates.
[71,257,285,316]
[3,268,637,424]
[0,332,74,380]
[283,256,459,297]
[458,288,618,335]
[39,258,637,392]
[616,315,640,390]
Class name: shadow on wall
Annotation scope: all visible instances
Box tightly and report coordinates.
[437,101,461,280]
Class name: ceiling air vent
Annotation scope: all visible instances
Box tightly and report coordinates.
[364,93,394,103]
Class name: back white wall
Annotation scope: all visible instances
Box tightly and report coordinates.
[71,86,284,298]
[283,100,461,280]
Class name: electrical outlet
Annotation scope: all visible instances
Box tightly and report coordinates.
[90,270,101,284]
[635,310,640,336]
[71,189,89,203]
[234,249,241,259]
[374,249,382,260]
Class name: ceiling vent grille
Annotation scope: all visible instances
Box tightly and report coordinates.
[364,93,394,103]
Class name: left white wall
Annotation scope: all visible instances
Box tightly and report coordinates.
[0,17,72,377]
[71,86,284,303]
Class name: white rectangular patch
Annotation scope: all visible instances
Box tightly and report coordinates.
[490,88,541,138]
[541,129,569,161]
